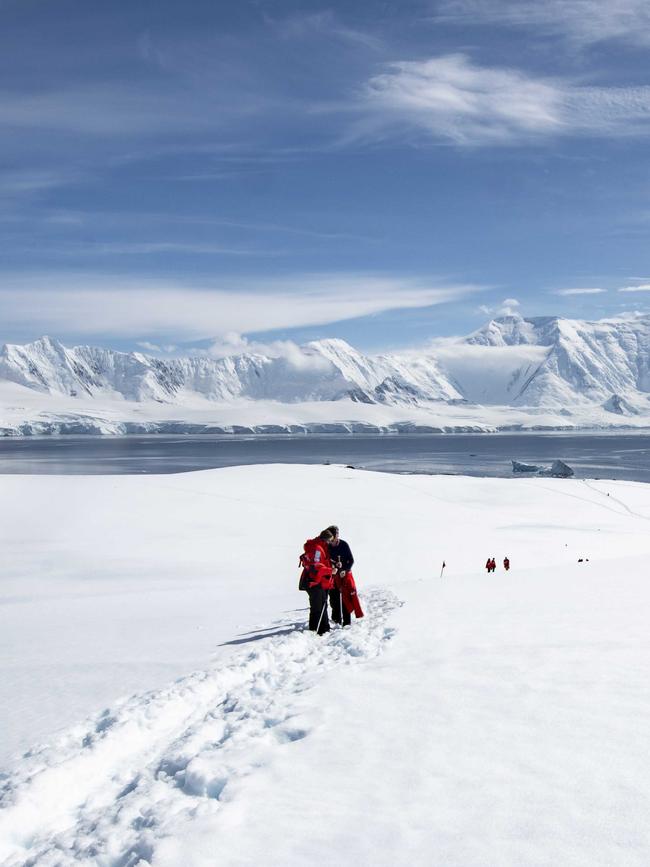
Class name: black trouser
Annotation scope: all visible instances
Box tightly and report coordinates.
[308,585,330,635]
[329,589,351,626]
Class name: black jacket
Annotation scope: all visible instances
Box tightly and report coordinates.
[329,539,354,572]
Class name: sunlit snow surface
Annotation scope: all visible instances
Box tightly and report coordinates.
[2,465,650,865]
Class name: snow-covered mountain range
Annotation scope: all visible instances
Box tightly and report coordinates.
[2,313,650,433]
[0,334,459,406]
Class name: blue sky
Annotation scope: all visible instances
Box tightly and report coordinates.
[3,0,650,354]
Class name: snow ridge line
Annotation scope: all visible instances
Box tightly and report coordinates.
[0,588,401,866]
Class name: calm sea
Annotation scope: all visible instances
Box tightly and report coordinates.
[1,432,650,481]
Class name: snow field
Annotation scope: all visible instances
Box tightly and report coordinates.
[0,589,399,865]
[202,565,650,867]
[7,376,641,437]
[2,464,650,864]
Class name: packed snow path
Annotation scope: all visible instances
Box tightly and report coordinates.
[0,589,399,866]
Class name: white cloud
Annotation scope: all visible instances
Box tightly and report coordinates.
[500,298,520,310]
[618,283,650,292]
[136,341,178,354]
[206,333,333,371]
[437,0,650,48]
[433,342,550,404]
[362,55,562,145]
[359,54,650,145]
[206,332,252,357]
[553,287,607,295]
[477,298,521,317]
[0,272,481,341]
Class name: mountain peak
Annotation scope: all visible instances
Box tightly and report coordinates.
[465,314,540,347]
[305,337,357,354]
[3,312,650,411]
[26,335,67,355]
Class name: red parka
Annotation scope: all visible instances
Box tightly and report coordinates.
[334,570,364,619]
[300,537,334,590]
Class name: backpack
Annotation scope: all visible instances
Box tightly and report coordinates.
[298,538,324,591]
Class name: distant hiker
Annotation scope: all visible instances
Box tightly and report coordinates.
[503,556,510,571]
[326,525,363,625]
[299,529,335,635]
[491,558,497,573]
[486,557,496,574]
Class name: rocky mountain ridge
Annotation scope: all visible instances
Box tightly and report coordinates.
[2,313,650,414]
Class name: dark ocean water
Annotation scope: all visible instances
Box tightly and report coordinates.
[1,432,650,481]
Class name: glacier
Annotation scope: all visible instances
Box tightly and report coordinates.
[3,312,650,434]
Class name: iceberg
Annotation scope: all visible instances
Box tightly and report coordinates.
[512,459,574,477]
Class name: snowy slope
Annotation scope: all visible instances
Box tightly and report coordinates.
[2,465,650,865]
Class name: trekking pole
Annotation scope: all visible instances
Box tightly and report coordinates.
[439,560,446,579]
[316,599,327,635]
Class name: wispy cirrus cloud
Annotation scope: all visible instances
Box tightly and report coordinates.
[436,0,650,47]
[553,287,607,295]
[0,169,85,197]
[4,52,650,168]
[0,272,482,342]
[264,9,382,50]
[0,85,197,137]
[358,54,650,146]
[41,240,286,258]
[618,283,650,292]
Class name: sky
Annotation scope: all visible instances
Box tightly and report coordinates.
[3,0,650,355]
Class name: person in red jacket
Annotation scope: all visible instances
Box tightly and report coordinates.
[299,529,335,635]
[503,556,510,571]
[485,557,492,574]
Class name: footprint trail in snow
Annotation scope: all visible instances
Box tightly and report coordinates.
[0,588,400,866]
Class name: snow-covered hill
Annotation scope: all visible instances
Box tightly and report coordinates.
[2,465,650,865]
[3,313,650,432]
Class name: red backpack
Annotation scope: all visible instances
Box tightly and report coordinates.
[298,538,328,591]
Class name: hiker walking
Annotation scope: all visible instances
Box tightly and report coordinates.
[326,524,363,626]
[485,557,492,574]
[326,525,353,625]
[299,529,335,635]
[503,556,510,571]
